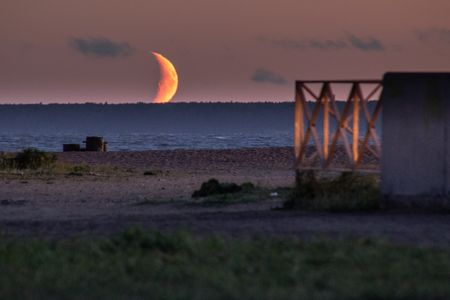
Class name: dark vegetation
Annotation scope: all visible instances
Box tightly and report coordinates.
[0,229,449,300]
[0,149,124,178]
[190,178,290,204]
[143,170,164,176]
[0,103,295,134]
[192,178,255,198]
[0,148,56,170]
[0,102,381,135]
[67,164,92,176]
[284,171,380,211]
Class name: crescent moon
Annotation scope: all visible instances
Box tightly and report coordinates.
[151,52,178,104]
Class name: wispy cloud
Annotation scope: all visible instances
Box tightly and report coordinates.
[260,33,385,52]
[348,34,384,51]
[416,28,450,45]
[70,37,135,58]
[267,38,306,50]
[251,69,288,85]
[309,39,347,50]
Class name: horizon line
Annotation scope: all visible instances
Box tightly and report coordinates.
[0,100,296,105]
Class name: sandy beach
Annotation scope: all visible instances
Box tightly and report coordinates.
[1,147,449,247]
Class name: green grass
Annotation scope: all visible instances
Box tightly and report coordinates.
[0,159,130,180]
[0,149,133,179]
[0,148,56,170]
[284,171,380,212]
[0,229,449,299]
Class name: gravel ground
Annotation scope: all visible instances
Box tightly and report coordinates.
[1,147,449,247]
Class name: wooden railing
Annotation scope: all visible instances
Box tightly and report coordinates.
[295,80,383,172]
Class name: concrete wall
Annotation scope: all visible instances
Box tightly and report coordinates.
[381,73,450,208]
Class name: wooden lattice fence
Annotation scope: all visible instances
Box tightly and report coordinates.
[294,80,383,172]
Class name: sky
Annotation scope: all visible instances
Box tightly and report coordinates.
[1,0,450,103]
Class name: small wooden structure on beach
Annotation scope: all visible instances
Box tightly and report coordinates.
[84,136,107,152]
[294,73,450,208]
[63,136,107,152]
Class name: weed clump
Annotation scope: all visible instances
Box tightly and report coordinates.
[284,171,380,211]
[68,164,91,176]
[0,153,15,169]
[143,170,157,176]
[192,178,255,198]
[143,170,164,176]
[0,148,56,170]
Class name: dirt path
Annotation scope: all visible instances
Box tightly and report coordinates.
[2,203,450,248]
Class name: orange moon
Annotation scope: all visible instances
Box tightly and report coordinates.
[151,52,178,103]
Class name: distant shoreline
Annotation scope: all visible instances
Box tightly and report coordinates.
[0,101,294,106]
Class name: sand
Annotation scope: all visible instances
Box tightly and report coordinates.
[1,147,449,247]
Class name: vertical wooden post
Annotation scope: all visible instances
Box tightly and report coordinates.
[323,83,329,163]
[294,82,304,165]
[352,83,360,165]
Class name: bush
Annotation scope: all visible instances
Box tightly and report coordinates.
[284,171,380,211]
[12,148,57,170]
[0,153,16,169]
[192,179,255,198]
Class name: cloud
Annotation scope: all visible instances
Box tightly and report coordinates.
[308,39,347,50]
[251,69,288,85]
[416,28,450,45]
[348,34,384,51]
[263,38,307,50]
[70,37,135,58]
[261,33,385,52]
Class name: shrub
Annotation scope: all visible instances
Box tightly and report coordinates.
[192,179,255,198]
[0,153,16,170]
[284,171,380,211]
[13,148,57,170]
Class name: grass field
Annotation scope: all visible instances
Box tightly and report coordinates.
[1,229,449,300]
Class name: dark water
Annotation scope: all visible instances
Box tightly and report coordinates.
[0,132,294,152]
[0,103,382,152]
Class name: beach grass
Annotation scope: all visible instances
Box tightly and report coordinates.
[284,171,380,211]
[0,158,133,180]
[0,148,56,171]
[0,229,449,300]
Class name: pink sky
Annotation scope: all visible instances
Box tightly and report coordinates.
[1,0,450,103]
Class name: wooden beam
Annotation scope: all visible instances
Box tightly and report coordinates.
[323,83,330,162]
[326,84,355,167]
[302,84,320,101]
[352,83,360,165]
[296,80,382,84]
[298,85,324,164]
[294,82,304,163]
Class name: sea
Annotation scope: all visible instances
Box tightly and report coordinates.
[0,132,294,152]
[0,102,381,152]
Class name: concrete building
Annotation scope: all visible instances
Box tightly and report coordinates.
[381,73,450,208]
